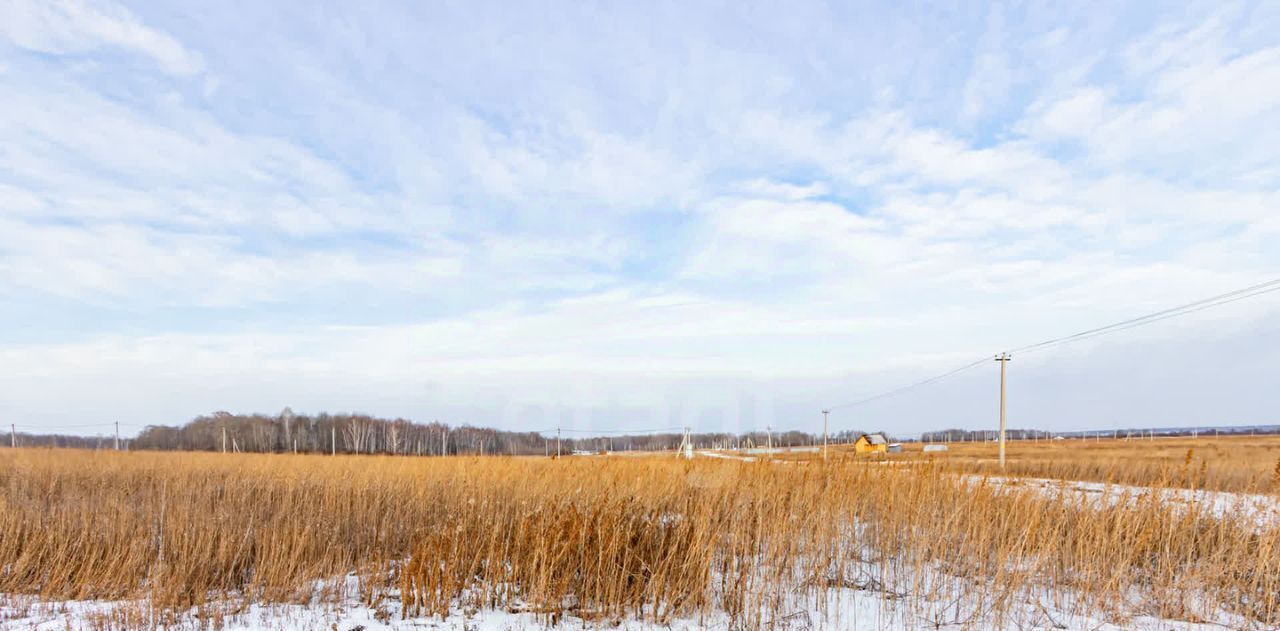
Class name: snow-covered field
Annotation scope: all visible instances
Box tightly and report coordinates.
[979,475,1280,530]
[0,583,1249,630]
[5,545,1264,629]
[6,459,1274,630]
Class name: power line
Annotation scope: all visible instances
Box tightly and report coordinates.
[19,422,116,430]
[553,427,683,435]
[827,356,989,412]
[1010,280,1280,356]
[825,275,1280,414]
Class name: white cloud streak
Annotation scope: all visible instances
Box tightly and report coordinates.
[0,0,203,75]
[1,2,1278,433]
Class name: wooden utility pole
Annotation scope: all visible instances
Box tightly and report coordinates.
[822,409,830,461]
[995,353,1011,468]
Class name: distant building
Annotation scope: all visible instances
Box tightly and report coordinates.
[923,444,949,453]
[854,433,888,454]
[886,443,903,454]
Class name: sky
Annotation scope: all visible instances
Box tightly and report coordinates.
[1,1,1278,438]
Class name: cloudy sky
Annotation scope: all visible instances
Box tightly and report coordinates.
[2,1,1278,437]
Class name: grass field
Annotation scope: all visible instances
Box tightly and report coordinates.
[2,442,1279,629]
[782,434,1280,493]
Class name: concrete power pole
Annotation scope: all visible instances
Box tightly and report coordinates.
[114,422,120,451]
[995,353,1012,468]
[556,427,561,458]
[681,427,693,459]
[10,424,14,449]
[822,410,830,461]
[222,425,228,453]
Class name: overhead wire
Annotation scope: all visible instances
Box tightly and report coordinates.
[1007,277,1280,355]
[553,427,683,435]
[825,275,1280,414]
[826,356,990,412]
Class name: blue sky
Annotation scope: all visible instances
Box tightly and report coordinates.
[2,1,1278,436]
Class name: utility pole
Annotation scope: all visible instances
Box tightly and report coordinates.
[331,426,336,456]
[822,410,830,461]
[114,421,120,451]
[995,353,1011,468]
[766,426,773,453]
[556,427,561,458]
[222,425,228,453]
[10,424,14,449]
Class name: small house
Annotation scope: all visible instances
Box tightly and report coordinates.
[853,433,888,454]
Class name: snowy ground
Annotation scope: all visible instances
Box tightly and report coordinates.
[979,475,1280,530]
[0,571,1254,630]
[0,591,1248,630]
[695,449,757,462]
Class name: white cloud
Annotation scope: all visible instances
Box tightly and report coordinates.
[733,179,830,201]
[456,112,702,216]
[0,0,203,75]
[1032,87,1108,139]
[1022,25,1280,183]
[0,218,464,308]
[960,52,1011,121]
[2,2,1278,434]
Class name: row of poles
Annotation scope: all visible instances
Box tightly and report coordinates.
[10,422,122,451]
[817,352,1012,466]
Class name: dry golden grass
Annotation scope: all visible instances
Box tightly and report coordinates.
[854,435,1280,493]
[2,447,1278,628]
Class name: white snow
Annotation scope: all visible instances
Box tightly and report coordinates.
[976,475,1280,530]
[0,569,1257,630]
[695,450,756,462]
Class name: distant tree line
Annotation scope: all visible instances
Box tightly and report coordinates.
[5,409,920,455]
[129,409,554,456]
[920,428,1056,442]
[120,410,880,456]
[123,411,862,456]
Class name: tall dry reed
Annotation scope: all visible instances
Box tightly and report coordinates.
[1,448,1276,628]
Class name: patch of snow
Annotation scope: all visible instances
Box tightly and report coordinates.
[975,475,1280,530]
[1,569,1257,630]
[695,450,756,462]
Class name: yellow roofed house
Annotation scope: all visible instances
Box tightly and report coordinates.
[854,433,888,454]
